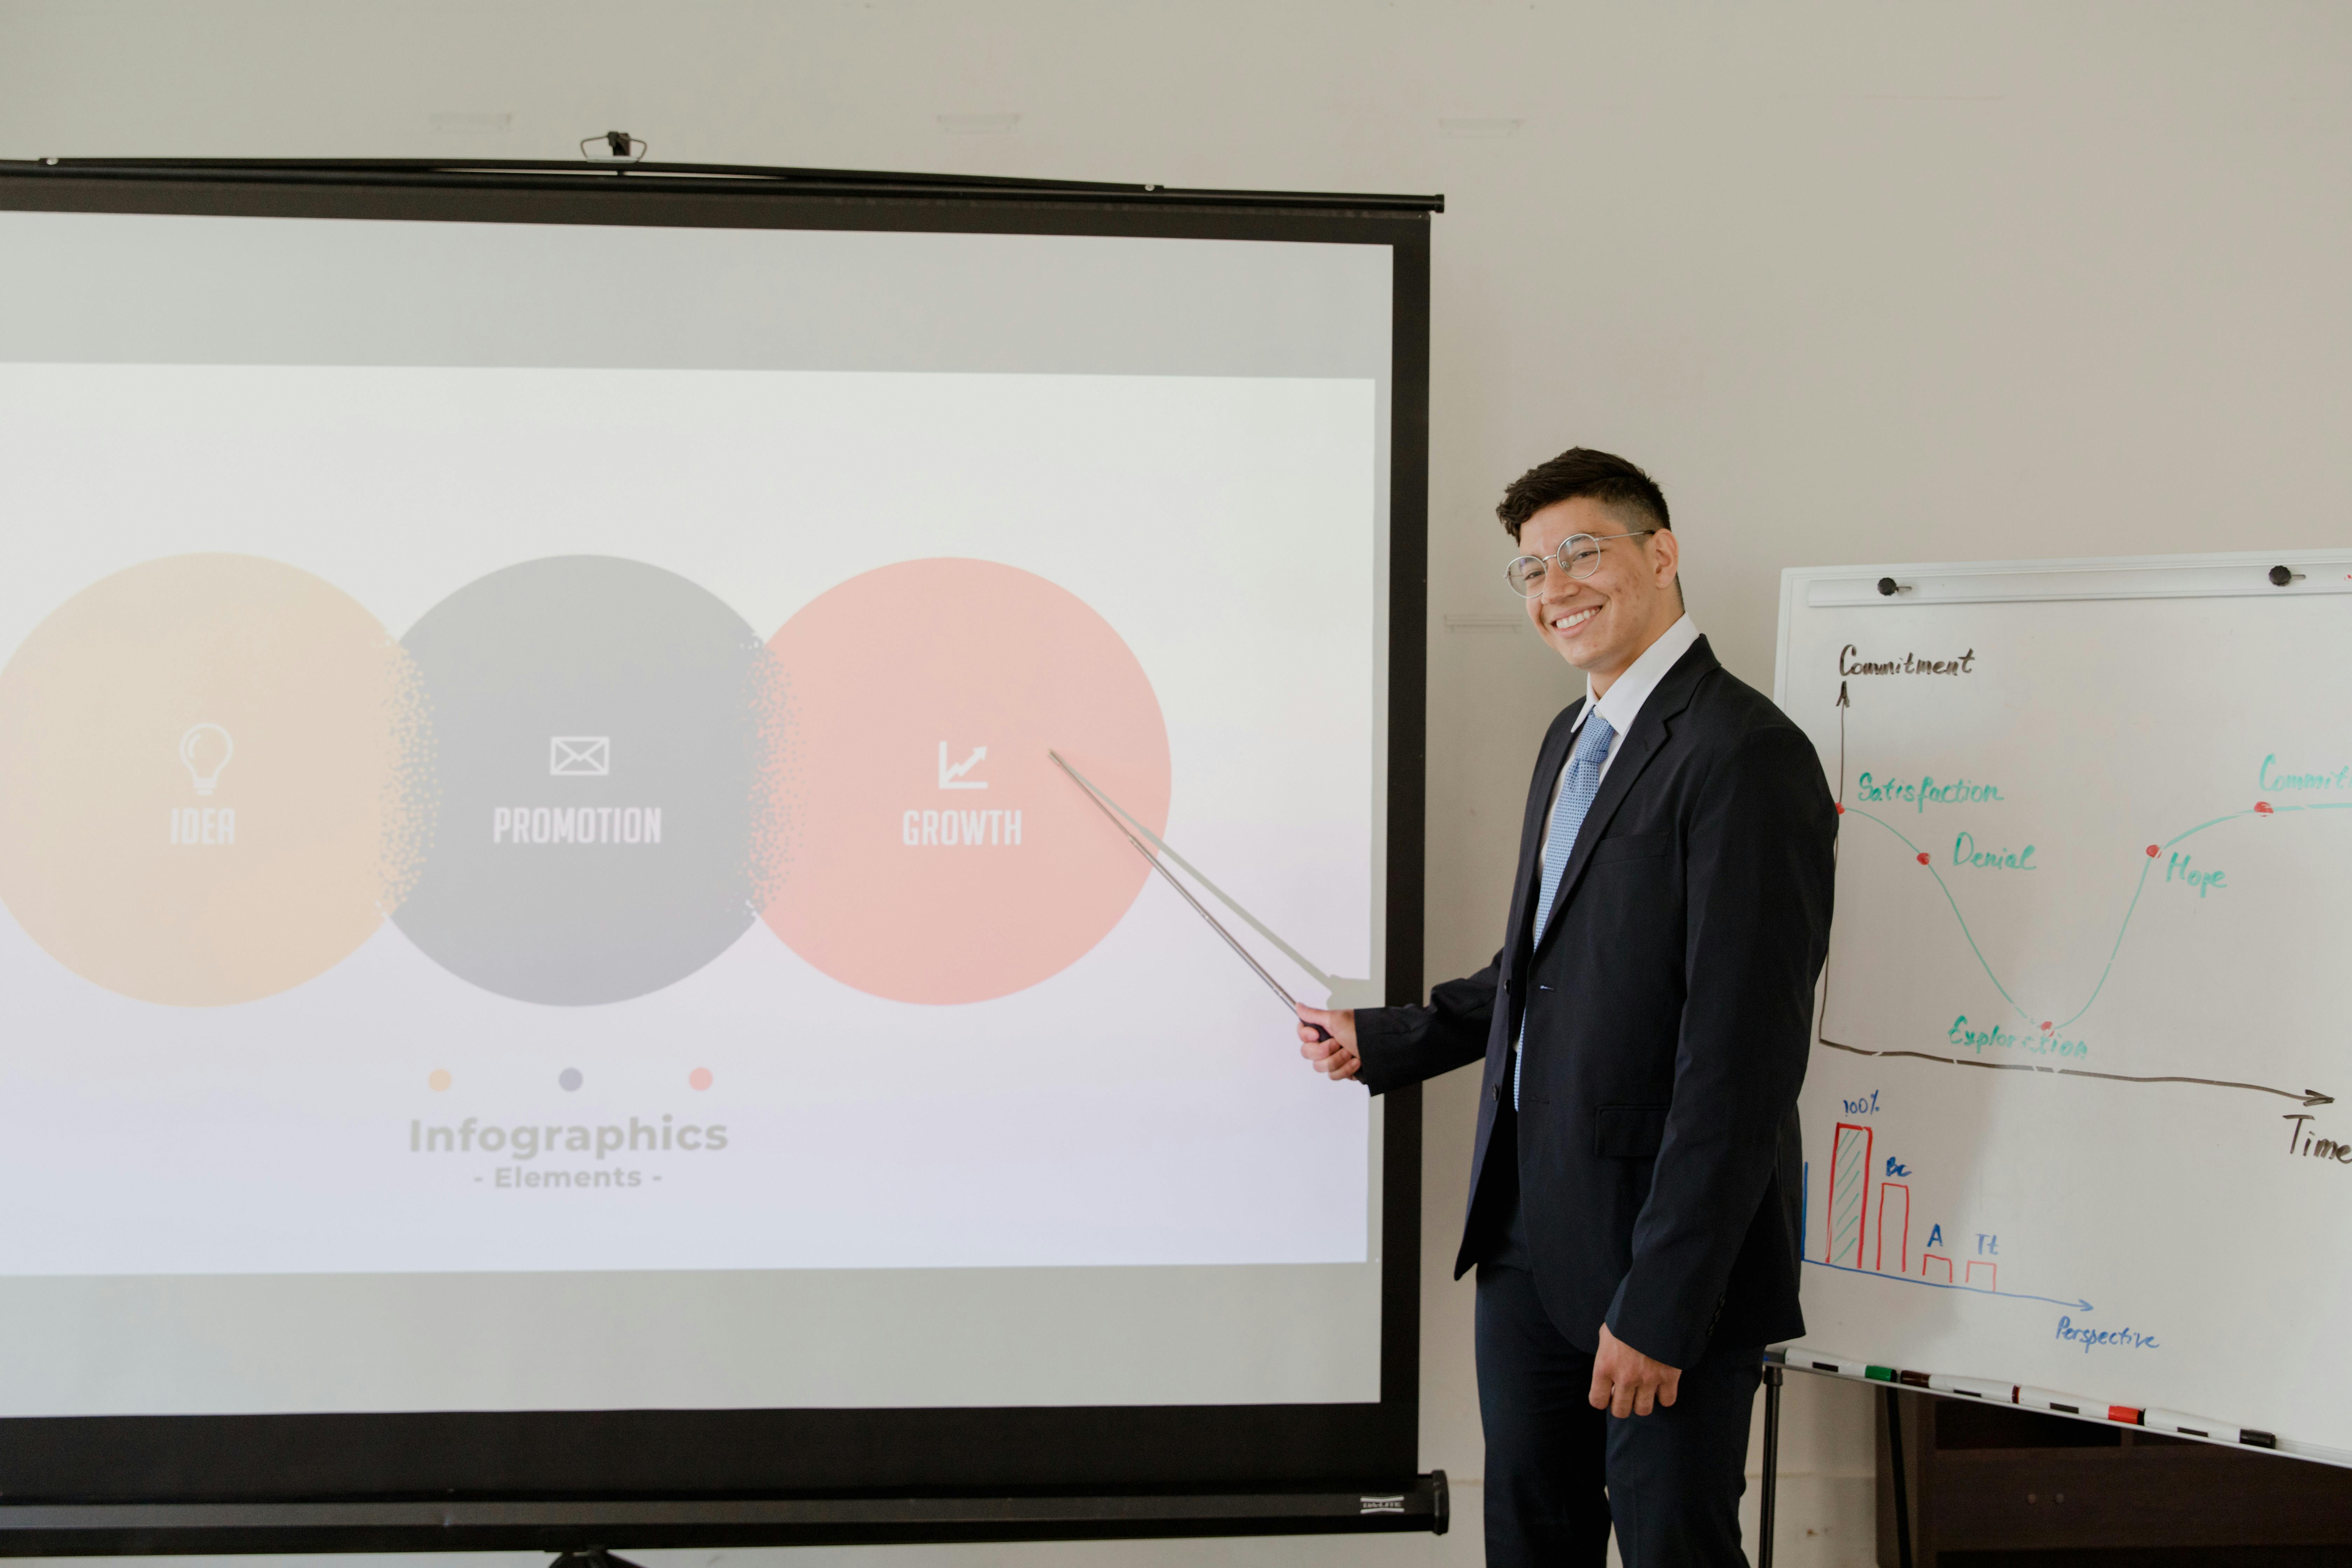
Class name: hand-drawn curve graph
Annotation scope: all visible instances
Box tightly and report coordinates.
[1776,551,2352,1467]
[1821,685,2340,1108]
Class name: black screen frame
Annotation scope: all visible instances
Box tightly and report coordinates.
[0,158,1438,1552]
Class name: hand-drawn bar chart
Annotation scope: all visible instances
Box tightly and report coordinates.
[1810,1122,2029,1303]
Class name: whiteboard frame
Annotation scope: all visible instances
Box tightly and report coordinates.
[1774,545,2352,1471]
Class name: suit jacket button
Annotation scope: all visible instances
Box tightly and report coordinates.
[1491,1083,1503,1102]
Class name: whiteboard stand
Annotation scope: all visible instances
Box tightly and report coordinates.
[1882,1387,1914,1568]
[1757,1361,1782,1568]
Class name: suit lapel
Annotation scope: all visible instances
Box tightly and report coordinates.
[1533,637,1720,951]
[1505,700,1586,965]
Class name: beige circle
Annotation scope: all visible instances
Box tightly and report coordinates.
[0,554,424,1006]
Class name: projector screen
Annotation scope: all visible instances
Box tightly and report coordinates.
[0,164,1430,1535]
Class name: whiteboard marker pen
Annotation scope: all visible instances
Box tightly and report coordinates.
[1927,1374,2018,1402]
[1787,1349,1871,1379]
[2143,1409,2274,1447]
[2018,1386,2090,1417]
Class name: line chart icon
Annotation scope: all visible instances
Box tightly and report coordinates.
[938,741,988,789]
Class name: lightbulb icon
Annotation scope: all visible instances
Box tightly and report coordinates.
[178,722,234,796]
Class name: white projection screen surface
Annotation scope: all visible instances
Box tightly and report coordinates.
[0,162,1435,1546]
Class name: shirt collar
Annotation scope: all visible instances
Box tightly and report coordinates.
[1574,614,1701,737]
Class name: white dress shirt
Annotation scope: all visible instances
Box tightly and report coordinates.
[1534,614,1702,865]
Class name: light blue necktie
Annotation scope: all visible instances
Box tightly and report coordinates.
[1514,709,1616,1109]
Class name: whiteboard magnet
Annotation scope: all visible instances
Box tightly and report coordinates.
[2268,565,2305,587]
[1787,1349,1870,1378]
[580,131,646,163]
[2144,1408,2233,1442]
[1928,1375,2018,1402]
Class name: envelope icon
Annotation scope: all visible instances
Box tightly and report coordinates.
[550,736,610,776]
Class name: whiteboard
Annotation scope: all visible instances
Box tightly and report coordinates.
[1774,549,2352,1465]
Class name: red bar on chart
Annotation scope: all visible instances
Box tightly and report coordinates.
[1876,1182,1910,1273]
[1826,1122,1873,1268]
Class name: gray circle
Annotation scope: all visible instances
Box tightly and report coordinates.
[390,556,783,1005]
[559,1068,583,1092]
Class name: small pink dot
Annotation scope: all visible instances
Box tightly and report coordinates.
[2146,845,2161,857]
[688,1068,713,1091]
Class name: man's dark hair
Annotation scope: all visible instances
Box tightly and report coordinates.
[1496,447,1671,544]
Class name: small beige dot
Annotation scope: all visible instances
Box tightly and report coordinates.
[428,1069,453,1091]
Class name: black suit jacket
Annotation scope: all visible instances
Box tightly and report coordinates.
[1357,636,1835,1368]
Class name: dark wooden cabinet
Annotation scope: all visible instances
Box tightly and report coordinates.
[1876,1388,2352,1565]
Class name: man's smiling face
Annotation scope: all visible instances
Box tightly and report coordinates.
[1517,495,1682,692]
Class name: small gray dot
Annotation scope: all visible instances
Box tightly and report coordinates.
[559,1068,583,1091]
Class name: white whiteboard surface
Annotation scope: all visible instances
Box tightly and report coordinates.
[1775,550,2352,1465]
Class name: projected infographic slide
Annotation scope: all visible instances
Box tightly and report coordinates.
[0,362,1379,1278]
[0,553,1168,1010]
[1780,562,2352,1456]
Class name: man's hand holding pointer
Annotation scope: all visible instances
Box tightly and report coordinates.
[1294,1007,1360,1081]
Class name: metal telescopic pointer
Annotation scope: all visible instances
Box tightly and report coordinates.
[1048,749,1332,1043]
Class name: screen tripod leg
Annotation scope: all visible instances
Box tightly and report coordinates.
[552,1549,645,1568]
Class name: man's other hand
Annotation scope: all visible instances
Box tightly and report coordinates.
[1296,1007,1359,1081]
[1589,1324,1681,1418]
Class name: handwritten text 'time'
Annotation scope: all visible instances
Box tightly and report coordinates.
[2284,1115,2352,1166]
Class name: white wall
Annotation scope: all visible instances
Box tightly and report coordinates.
[6,4,2349,1563]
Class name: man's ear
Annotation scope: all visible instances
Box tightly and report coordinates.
[1648,526,1679,592]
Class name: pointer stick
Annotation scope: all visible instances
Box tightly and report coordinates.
[1048,749,1333,1044]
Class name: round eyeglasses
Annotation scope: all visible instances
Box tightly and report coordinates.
[1505,531,1656,597]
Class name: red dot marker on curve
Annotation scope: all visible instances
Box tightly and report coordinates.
[1916,852,1930,865]
[1835,803,1846,815]
[2255,801,2274,815]
[2042,1022,2054,1032]
[2146,845,2160,858]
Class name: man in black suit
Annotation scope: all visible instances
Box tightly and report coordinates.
[1298,448,1835,1567]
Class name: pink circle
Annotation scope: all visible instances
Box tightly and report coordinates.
[762,560,1170,1005]
[688,1067,713,1091]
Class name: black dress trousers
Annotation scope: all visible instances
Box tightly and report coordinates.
[1472,1111,1764,1568]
